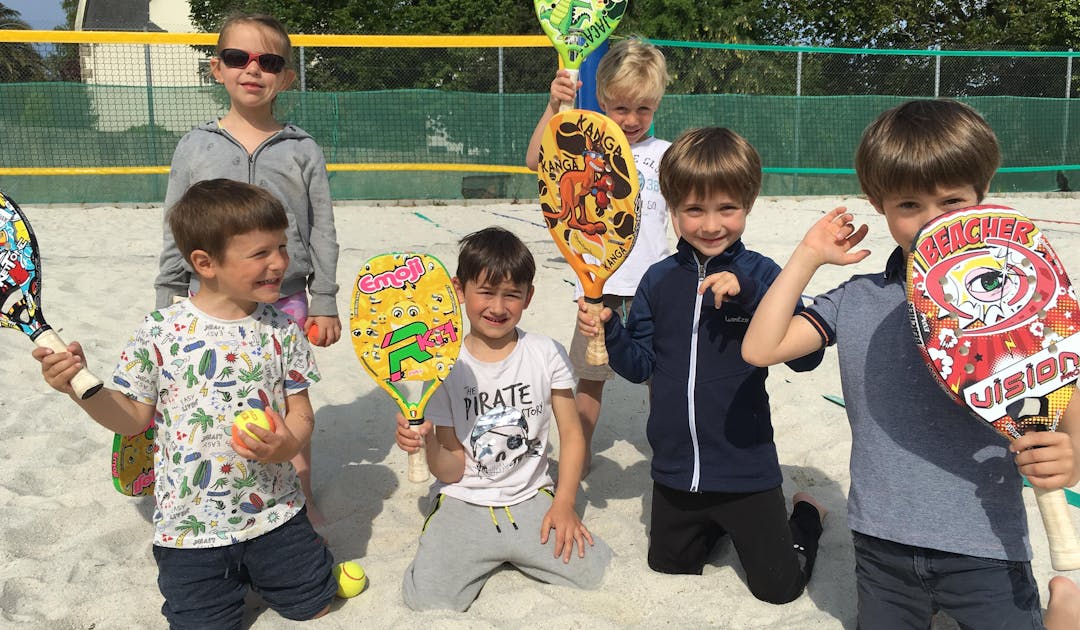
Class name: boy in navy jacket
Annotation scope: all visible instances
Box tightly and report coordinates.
[578,127,825,604]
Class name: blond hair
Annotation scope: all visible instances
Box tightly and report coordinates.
[855,99,1000,204]
[595,38,669,106]
[659,127,762,211]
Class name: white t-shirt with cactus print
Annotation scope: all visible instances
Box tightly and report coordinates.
[112,300,319,548]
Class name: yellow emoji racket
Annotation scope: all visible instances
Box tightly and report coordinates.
[349,253,463,483]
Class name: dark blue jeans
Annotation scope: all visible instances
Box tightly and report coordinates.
[853,531,1042,629]
[153,507,335,630]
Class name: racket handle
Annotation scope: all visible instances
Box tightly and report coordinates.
[558,68,579,113]
[407,421,430,483]
[585,299,607,366]
[1034,487,1080,571]
[34,328,103,400]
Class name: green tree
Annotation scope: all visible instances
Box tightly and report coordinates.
[188,0,544,92]
[0,3,46,82]
[619,0,794,95]
[763,0,1080,97]
[43,0,81,81]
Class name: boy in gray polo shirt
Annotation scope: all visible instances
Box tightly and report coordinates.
[742,99,1080,628]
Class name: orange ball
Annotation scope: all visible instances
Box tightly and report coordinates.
[231,409,276,446]
[307,322,320,344]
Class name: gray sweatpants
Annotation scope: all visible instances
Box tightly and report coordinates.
[402,491,612,611]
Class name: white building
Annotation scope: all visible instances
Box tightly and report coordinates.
[76,0,219,132]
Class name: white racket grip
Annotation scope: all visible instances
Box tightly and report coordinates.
[34,328,103,399]
[1034,487,1080,571]
[584,299,607,366]
[558,68,580,113]
[407,424,430,483]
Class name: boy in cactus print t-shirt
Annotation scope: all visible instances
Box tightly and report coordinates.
[33,179,337,627]
[121,299,316,547]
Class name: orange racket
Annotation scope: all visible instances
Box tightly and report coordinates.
[537,109,639,365]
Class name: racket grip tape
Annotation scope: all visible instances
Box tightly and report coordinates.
[557,68,580,113]
[585,299,607,366]
[34,328,103,400]
[1034,486,1080,571]
[407,420,430,483]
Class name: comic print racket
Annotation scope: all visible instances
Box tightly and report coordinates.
[537,109,639,365]
[349,253,463,483]
[906,205,1080,570]
[534,0,629,111]
[0,190,102,399]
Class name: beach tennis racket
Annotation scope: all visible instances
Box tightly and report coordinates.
[534,0,628,111]
[907,204,1080,570]
[537,109,639,365]
[112,422,155,496]
[0,190,102,399]
[349,253,463,483]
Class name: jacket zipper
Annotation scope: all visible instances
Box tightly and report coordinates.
[215,125,280,185]
[687,255,713,492]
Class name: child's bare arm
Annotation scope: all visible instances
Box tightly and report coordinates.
[33,343,155,435]
[743,207,870,366]
[525,70,580,171]
[427,425,466,483]
[541,388,595,562]
[393,415,465,481]
[1013,390,1080,489]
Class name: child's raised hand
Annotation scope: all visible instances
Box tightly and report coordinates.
[232,408,299,464]
[395,412,432,453]
[540,502,595,563]
[700,270,740,306]
[305,315,341,347]
[32,342,89,397]
[1012,431,1079,489]
[576,297,612,338]
[549,69,580,112]
[798,207,871,268]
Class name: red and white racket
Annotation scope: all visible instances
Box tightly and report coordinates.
[907,204,1080,570]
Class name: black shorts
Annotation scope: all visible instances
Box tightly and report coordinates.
[153,507,336,630]
[648,482,821,604]
[852,531,1042,629]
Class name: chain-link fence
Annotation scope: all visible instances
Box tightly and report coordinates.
[0,32,1076,203]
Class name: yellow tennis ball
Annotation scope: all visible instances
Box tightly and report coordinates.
[231,409,275,445]
[334,561,367,598]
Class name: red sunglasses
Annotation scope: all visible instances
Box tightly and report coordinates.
[218,48,287,73]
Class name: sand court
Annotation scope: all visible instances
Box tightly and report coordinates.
[2,194,1080,628]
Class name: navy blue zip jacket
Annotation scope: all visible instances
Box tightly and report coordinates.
[604,238,824,493]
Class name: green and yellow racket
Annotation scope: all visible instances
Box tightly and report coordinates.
[534,0,629,111]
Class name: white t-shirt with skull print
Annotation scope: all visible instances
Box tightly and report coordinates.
[427,329,575,507]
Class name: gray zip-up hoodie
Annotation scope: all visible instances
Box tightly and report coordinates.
[154,120,340,317]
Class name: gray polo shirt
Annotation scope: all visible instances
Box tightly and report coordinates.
[800,247,1030,561]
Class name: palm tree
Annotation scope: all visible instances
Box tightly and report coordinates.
[0,4,46,82]
[187,408,215,443]
[174,515,207,547]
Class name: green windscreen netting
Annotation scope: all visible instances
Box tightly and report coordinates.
[1,37,1077,203]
